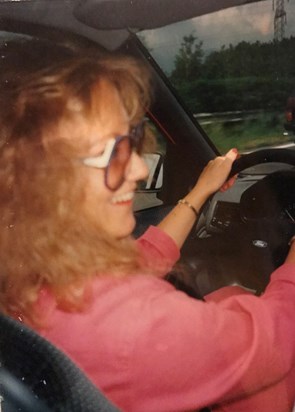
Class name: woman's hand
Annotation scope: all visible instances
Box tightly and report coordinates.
[191,148,238,201]
[157,148,238,249]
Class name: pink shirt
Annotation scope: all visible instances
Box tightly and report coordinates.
[36,226,295,411]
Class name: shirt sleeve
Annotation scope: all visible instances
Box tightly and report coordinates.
[136,225,180,275]
[127,262,295,412]
[204,285,255,304]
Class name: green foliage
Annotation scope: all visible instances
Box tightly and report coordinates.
[169,35,295,113]
[170,33,204,84]
[177,77,295,113]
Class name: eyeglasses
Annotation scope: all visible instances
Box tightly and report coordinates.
[82,122,145,191]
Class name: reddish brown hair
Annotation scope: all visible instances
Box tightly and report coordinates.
[0,39,152,325]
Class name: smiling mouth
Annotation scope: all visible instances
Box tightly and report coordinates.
[111,192,134,204]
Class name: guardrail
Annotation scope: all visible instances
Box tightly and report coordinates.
[194,110,262,126]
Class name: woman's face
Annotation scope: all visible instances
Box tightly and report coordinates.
[64,80,149,239]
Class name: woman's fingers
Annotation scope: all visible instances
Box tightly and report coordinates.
[225,148,238,161]
[194,148,239,198]
[220,175,237,192]
[220,148,239,192]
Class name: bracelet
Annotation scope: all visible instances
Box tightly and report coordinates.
[177,199,199,218]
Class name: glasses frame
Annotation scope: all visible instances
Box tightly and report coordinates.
[82,122,145,191]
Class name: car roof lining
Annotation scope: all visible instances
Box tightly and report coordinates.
[0,0,266,50]
[74,0,266,30]
[0,18,109,54]
[0,1,128,50]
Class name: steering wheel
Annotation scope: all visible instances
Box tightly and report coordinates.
[171,148,295,298]
[228,148,295,268]
[228,148,295,178]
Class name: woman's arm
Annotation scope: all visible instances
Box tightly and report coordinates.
[157,148,238,249]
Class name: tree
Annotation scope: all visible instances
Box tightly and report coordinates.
[170,33,204,84]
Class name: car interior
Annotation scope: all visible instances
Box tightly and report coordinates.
[0,313,119,412]
[1,0,295,409]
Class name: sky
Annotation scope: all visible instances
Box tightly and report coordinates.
[139,0,295,74]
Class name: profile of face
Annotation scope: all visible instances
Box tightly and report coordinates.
[61,79,149,240]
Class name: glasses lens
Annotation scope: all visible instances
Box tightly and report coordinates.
[105,136,132,190]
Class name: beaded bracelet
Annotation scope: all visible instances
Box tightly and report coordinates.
[177,199,199,218]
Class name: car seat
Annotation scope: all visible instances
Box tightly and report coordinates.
[0,312,120,411]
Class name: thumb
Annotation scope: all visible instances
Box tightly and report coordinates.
[225,148,239,162]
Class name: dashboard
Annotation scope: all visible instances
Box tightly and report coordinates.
[198,163,295,236]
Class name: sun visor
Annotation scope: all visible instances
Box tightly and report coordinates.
[74,0,265,30]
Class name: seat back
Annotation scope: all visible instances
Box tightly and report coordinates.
[0,313,120,412]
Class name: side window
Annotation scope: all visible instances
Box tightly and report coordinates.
[133,119,167,211]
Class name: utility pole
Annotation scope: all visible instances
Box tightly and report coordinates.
[273,0,288,41]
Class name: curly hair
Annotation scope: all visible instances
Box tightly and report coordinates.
[0,38,152,325]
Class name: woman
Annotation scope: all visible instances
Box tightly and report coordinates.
[1,38,295,412]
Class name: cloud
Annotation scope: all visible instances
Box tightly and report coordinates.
[140,1,295,73]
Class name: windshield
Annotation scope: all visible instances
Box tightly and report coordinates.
[138,1,295,154]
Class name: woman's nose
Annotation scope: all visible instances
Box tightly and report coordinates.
[125,151,149,183]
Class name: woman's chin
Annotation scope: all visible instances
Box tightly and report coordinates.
[112,215,136,239]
